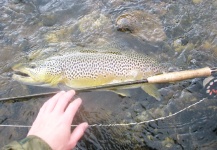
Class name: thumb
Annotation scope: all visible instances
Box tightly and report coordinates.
[68,122,88,148]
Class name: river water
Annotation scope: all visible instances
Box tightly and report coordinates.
[0,0,217,149]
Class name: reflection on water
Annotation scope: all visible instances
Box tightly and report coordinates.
[0,0,217,149]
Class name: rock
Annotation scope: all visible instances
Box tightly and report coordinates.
[116,10,166,42]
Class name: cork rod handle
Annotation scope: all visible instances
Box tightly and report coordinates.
[147,67,212,83]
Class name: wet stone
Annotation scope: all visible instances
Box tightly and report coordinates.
[192,0,203,4]
[116,10,166,42]
[41,13,57,27]
[10,0,23,4]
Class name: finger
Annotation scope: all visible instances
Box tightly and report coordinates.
[63,98,82,125]
[35,91,65,121]
[43,91,66,113]
[53,90,75,113]
[41,91,65,111]
[68,122,88,148]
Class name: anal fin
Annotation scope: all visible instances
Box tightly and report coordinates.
[58,84,73,91]
[109,89,131,97]
[141,84,161,101]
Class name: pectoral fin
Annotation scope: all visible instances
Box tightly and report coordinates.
[58,84,73,91]
[110,89,131,97]
[141,84,161,101]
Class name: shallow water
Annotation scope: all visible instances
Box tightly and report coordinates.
[0,0,217,149]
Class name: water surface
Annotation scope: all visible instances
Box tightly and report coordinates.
[0,0,217,149]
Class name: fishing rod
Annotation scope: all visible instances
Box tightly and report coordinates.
[0,67,216,102]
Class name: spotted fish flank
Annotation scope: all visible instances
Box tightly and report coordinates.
[12,48,167,100]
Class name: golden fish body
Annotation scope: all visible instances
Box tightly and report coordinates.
[12,48,167,100]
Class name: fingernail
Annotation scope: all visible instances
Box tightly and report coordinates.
[75,98,82,103]
[69,90,76,94]
[83,122,89,128]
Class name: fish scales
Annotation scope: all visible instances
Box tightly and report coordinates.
[38,52,161,81]
[12,49,167,100]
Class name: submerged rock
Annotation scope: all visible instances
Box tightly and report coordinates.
[116,10,166,42]
[192,0,203,4]
[44,11,112,44]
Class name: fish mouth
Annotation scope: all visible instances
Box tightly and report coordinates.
[12,65,50,86]
[12,70,36,84]
[12,64,31,79]
[12,66,38,85]
[13,71,30,78]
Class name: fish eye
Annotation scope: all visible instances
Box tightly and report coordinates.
[29,63,36,69]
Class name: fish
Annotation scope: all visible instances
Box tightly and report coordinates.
[12,48,168,100]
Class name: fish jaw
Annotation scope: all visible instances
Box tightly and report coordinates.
[12,73,46,86]
[12,63,45,86]
[12,63,62,87]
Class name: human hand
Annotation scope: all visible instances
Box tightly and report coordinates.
[27,90,88,150]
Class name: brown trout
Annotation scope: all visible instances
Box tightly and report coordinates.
[12,48,167,100]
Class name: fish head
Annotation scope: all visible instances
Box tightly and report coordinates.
[12,60,62,87]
